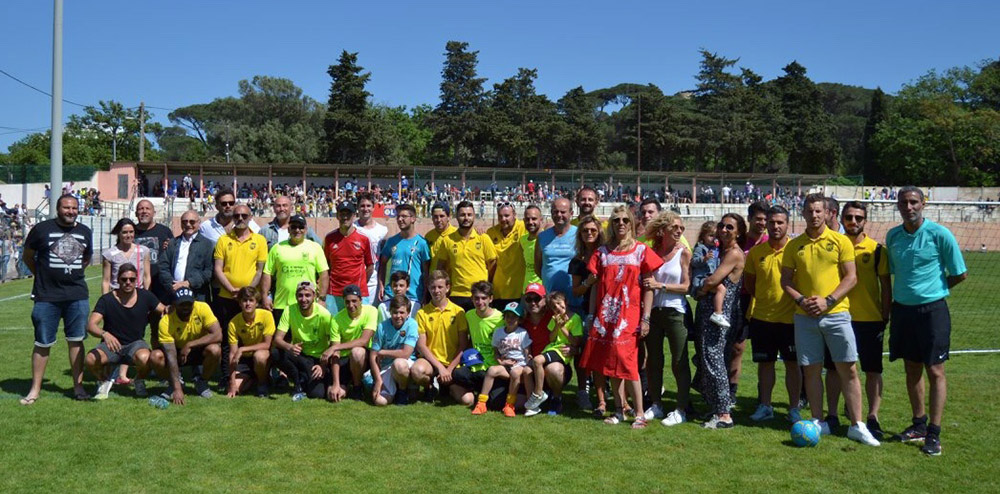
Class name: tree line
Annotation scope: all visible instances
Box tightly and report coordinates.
[2,43,998,186]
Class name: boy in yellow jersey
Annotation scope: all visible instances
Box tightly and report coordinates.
[149,288,223,405]
[486,202,526,308]
[840,201,891,439]
[780,194,878,447]
[744,205,801,423]
[434,201,497,311]
[411,270,471,404]
[226,286,275,398]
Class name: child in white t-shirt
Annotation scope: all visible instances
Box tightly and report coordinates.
[471,301,534,417]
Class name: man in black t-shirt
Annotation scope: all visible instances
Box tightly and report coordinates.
[21,194,93,405]
[134,199,173,304]
[86,264,166,399]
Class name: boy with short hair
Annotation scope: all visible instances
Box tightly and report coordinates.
[472,302,534,417]
[377,271,421,322]
[525,291,583,415]
[366,294,419,406]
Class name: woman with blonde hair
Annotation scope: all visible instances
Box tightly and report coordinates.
[579,205,663,428]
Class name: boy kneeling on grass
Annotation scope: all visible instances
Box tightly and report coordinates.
[524,291,584,416]
[472,302,534,417]
[226,286,275,398]
[365,294,419,406]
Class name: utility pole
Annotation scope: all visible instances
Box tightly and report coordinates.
[138,101,145,162]
[48,0,63,218]
[636,94,642,199]
[225,122,231,163]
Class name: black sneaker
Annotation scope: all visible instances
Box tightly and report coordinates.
[824,414,841,433]
[867,417,885,441]
[894,423,928,443]
[921,435,942,456]
[347,386,363,401]
[394,389,410,406]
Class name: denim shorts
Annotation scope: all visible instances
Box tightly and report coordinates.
[31,299,89,347]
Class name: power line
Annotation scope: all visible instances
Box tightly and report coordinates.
[0,68,88,108]
[0,127,49,136]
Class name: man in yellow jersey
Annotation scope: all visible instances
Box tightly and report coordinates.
[518,205,544,291]
[486,202,525,308]
[426,202,456,273]
[780,193,878,446]
[744,205,802,423]
[325,284,378,401]
[225,286,275,398]
[410,270,471,404]
[149,288,223,404]
[435,200,497,311]
[213,204,267,388]
[840,201,891,440]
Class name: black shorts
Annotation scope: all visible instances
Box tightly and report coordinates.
[174,345,206,368]
[852,320,886,373]
[334,357,354,386]
[234,356,259,375]
[452,366,488,390]
[889,299,951,366]
[491,299,518,311]
[451,296,474,312]
[540,350,566,366]
[749,319,797,363]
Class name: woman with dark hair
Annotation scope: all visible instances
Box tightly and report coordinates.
[569,214,605,412]
[580,206,663,428]
[101,217,152,386]
[693,213,746,429]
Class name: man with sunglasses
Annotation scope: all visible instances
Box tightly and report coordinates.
[487,202,525,309]
[261,214,329,326]
[199,187,260,244]
[213,204,268,384]
[160,210,215,305]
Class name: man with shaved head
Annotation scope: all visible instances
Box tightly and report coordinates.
[536,197,580,309]
[134,199,173,305]
[262,195,321,250]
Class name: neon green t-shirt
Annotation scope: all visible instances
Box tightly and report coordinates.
[331,305,379,357]
[543,313,584,364]
[519,233,542,290]
[465,309,504,371]
[263,239,329,310]
[277,304,333,359]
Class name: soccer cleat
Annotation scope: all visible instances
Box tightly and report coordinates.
[133,379,148,398]
[256,384,269,398]
[814,419,832,436]
[502,403,516,418]
[787,407,802,423]
[847,422,881,447]
[94,379,114,400]
[471,401,488,415]
[921,435,942,456]
[703,414,734,429]
[662,409,687,427]
[575,389,592,410]
[291,392,306,402]
[524,391,548,411]
[194,378,213,399]
[893,422,928,443]
[524,406,543,417]
[709,312,731,329]
[867,417,884,441]
[644,403,665,420]
[750,404,774,421]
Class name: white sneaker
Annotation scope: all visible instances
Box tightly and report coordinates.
[750,403,774,421]
[847,422,881,447]
[709,312,731,329]
[524,391,548,411]
[133,379,148,398]
[94,379,114,400]
[814,418,832,435]
[194,378,213,399]
[644,403,665,420]
[575,389,592,410]
[787,407,802,423]
[661,409,687,427]
[524,407,543,417]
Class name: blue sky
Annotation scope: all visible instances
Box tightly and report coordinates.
[1,0,997,152]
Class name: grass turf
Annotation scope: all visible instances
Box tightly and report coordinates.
[0,260,998,492]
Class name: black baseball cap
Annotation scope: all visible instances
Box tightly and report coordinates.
[342,284,362,298]
[173,287,195,304]
[289,214,307,227]
[337,201,356,214]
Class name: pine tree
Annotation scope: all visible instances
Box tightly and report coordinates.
[324,50,372,163]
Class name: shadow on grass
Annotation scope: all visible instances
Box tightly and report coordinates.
[0,377,78,399]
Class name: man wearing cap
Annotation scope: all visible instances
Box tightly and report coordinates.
[213,204,268,384]
[378,203,430,303]
[535,198,580,309]
[160,210,214,304]
[261,214,329,325]
[271,281,337,401]
[487,202,526,309]
[261,195,321,250]
[355,193,389,306]
[426,202,456,273]
[149,288,224,404]
[199,187,260,244]
[435,200,497,311]
[411,270,472,404]
[324,284,378,400]
[521,283,554,362]
[323,201,374,314]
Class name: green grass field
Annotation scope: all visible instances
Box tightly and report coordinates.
[1,258,998,493]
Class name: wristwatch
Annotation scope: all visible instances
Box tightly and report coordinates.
[795,295,805,305]
[825,295,837,307]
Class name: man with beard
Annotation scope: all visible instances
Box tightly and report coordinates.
[435,201,497,311]
[426,202,456,273]
[486,203,525,308]
[199,187,260,244]
[150,287,223,403]
[378,204,430,303]
[261,214,329,325]
[517,205,543,291]
[133,199,173,305]
[572,186,605,227]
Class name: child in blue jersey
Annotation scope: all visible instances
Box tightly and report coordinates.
[365,295,419,406]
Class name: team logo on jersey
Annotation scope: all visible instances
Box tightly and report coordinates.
[475,242,482,250]
[759,256,766,265]
[302,252,309,260]
[391,245,397,256]
[861,253,872,263]
[250,242,258,250]
[825,242,835,252]
[352,241,362,250]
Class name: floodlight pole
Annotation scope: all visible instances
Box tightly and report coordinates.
[49,0,63,218]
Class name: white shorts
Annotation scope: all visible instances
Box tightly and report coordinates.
[364,359,414,399]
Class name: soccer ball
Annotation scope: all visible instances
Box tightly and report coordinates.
[790,420,821,447]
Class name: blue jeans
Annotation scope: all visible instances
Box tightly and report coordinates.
[31,299,89,347]
[0,254,9,281]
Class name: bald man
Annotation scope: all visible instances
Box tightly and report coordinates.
[262,195,320,250]
[535,197,581,309]
[134,199,174,304]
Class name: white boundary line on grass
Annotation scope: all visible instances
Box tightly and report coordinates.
[0,275,101,303]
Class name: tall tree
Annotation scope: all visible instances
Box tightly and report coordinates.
[860,87,888,183]
[324,50,373,163]
[67,100,161,162]
[557,86,603,167]
[430,41,486,165]
[773,61,837,174]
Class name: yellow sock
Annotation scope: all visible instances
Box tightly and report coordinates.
[506,395,516,405]
[477,394,488,403]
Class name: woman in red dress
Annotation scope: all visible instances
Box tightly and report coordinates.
[580,205,663,428]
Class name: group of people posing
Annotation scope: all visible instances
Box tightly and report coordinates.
[19,184,965,456]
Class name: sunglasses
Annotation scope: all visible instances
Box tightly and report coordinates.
[672,225,686,232]
[219,201,235,206]
[525,295,542,303]
[717,223,736,231]
[120,277,137,284]
[234,213,251,219]
[843,214,866,222]
[180,219,199,225]
[611,217,630,224]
